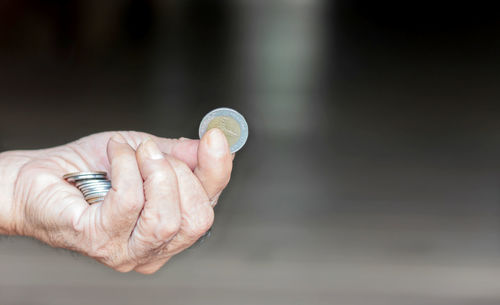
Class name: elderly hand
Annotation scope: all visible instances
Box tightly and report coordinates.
[0,129,233,274]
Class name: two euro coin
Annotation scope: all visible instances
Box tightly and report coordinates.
[63,171,111,204]
[199,107,248,153]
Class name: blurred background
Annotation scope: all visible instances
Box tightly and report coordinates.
[1,0,500,304]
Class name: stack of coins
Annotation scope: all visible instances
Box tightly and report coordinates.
[63,171,111,204]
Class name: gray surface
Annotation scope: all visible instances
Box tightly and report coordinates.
[1,1,500,304]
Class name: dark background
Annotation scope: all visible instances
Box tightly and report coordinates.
[1,1,500,304]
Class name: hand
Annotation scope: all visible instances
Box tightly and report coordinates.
[3,129,233,274]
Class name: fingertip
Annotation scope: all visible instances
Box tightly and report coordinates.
[111,133,127,144]
[202,128,230,158]
[137,138,165,161]
[199,128,232,170]
[107,133,130,158]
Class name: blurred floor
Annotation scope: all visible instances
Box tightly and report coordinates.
[1,1,500,304]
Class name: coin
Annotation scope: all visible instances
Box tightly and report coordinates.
[63,171,111,204]
[79,182,110,189]
[82,188,111,196]
[84,192,110,200]
[77,180,111,188]
[199,107,248,153]
[75,180,110,189]
[87,197,105,204]
[64,172,107,182]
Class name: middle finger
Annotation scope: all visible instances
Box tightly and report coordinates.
[128,139,182,262]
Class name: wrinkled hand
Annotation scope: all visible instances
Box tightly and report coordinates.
[9,129,232,274]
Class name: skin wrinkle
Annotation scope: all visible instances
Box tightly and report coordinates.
[66,143,95,172]
[74,135,111,172]
[48,154,82,174]
[11,156,31,236]
[128,187,146,241]
[88,215,117,259]
[87,207,107,256]
[167,157,213,237]
[1,130,232,274]
[56,196,86,241]
[133,231,178,267]
[28,179,60,230]
[131,154,183,272]
[128,146,179,262]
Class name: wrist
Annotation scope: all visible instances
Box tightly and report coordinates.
[0,151,33,235]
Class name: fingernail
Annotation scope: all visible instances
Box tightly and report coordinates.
[207,128,228,154]
[111,134,127,144]
[143,138,164,160]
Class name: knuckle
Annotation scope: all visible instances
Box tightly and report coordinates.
[114,190,143,213]
[114,263,136,273]
[210,167,232,189]
[218,173,231,189]
[122,199,143,214]
[135,258,170,274]
[199,208,215,233]
[135,266,161,275]
[139,209,180,242]
[91,246,135,273]
[184,206,214,239]
[155,218,181,241]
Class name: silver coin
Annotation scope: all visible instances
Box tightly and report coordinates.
[82,188,111,195]
[82,188,110,197]
[78,182,111,191]
[75,180,111,188]
[82,188,111,197]
[199,107,248,153]
[63,171,111,205]
[81,187,111,196]
[69,175,107,182]
[76,179,110,185]
[85,193,110,200]
[78,185,111,193]
[84,189,110,197]
[63,171,107,180]
[64,173,107,182]
[86,197,105,204]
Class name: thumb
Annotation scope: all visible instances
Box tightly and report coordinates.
[194,128,233,200]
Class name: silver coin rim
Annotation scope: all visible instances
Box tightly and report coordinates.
[84,191,110,199]
[82,188,111,196]
[77,181,111,189]
[81,185,111,192]
[65,175,107,182]
[75,180,111,188]
[63,171,107,179]
[86,197,105,204]
[198,107,248,153]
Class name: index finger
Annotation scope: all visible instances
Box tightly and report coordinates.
[100,134,145,237]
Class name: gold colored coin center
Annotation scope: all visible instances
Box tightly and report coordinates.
[207,116,241,147]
